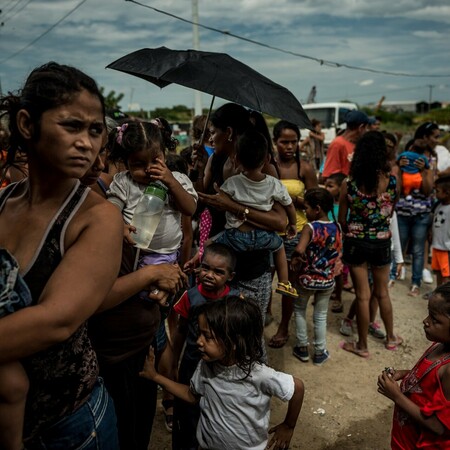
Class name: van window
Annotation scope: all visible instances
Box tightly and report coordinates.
[304,108,334,128]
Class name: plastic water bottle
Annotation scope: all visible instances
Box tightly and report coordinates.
[130,182,168,249]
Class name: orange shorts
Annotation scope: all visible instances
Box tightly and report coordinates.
[431,249,450,278]
[402,172,422,195]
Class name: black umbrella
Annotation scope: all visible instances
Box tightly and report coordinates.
[106,46,311,129]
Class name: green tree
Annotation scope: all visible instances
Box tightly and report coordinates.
[99,87,125,110]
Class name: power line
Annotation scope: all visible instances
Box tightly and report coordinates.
[0,0,88,64]
[126,0,450,79]
[1,0,33,25]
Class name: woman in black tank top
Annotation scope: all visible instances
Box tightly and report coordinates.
[0,63,125,448]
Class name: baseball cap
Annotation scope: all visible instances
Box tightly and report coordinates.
[368,116,377,125]
[345,110,369,125]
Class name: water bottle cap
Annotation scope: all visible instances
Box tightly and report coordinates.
[144,182,168,201]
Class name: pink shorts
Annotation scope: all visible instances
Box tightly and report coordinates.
[431,249,450,278]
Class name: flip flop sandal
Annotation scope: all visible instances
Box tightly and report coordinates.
[275,281,299,299]
[339,341,370,358]
[162,399,174,432]
[385,335,404,351]
[331,300,344,313]
[268,335,289,349]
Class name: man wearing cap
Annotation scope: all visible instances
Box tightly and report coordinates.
[322,110,369,179]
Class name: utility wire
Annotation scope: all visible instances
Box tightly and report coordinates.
[0,0,88,64]
[126,0,450,79]
[1,0,33,25]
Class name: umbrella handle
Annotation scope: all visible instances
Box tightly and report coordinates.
[198,95,215,151]
[193,95,215,172]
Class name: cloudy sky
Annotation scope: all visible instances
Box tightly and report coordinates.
[1,0,449,113]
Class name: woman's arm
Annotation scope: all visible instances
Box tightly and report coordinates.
[179,214,194,268]
[0,199,124,363]
[198,188,287,232]
[97,263,187,313]
[338,180,349,234]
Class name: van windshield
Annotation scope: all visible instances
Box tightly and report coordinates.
[305,108,334,128]
[305,106,356,128]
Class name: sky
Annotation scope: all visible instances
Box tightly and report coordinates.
[1,0,449,114]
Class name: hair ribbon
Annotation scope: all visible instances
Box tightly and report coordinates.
[116,123,128,145]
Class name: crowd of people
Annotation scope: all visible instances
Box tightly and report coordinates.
[1,61,450,449]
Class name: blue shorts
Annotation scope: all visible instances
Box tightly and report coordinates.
[214,228,283,253]
[25,378,119,449]
[283,233,301,261]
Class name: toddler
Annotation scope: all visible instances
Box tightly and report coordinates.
[107,120,197,295]
[431,176,450,288]
[213,129,298,298]
[397,143,430,196]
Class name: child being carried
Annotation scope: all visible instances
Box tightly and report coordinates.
[211,129,298,298]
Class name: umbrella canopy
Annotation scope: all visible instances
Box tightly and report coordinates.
[106,47,311,129]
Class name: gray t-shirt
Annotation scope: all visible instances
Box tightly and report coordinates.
[107,171,197,253]
[190,360,295,450]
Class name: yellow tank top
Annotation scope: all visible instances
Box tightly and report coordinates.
[281,179,307,231]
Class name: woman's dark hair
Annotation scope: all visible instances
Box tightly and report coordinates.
[0,61,105,166]
[273,120,300,141]
[236,129,268,170]
[249,110,277,168]
[349,130,390,193]
[107,120,163,165]
[414,122,439,140]
[196,296,264,377]
[304,187,334,214]
[273,120,302,179]
[210,103,251,136]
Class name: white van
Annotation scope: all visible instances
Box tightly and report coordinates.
[301,102,358,146]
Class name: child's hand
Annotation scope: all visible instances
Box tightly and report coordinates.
[124,224,137,245]
[285,224,297,240]
[139,347,158,380]
[267,422,294,450]
[290,253,306,272]
[377,371,402,401]
[147,158,176,188]
[395,263,404,279]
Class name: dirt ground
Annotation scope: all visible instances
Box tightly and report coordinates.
[149,271,432,449]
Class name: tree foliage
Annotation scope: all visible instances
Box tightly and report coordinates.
[99,87,124,110]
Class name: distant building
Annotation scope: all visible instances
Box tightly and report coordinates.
[366,100,442,113]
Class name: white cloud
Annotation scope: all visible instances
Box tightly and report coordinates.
[0,0,449,111]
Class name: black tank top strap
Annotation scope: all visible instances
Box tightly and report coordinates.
[24,181,90,304]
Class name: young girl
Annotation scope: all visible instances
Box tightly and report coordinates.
[140,296,305,450]
[339,131,402,358]
[291,188,342,365]
[107,120,197,282]
[378,282,450,448]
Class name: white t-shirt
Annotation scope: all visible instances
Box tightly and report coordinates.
[107,171,197,253]
[435,145,450,173]
[220,173,292,229]
[432,203,450,251]
[190,360,295,450]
